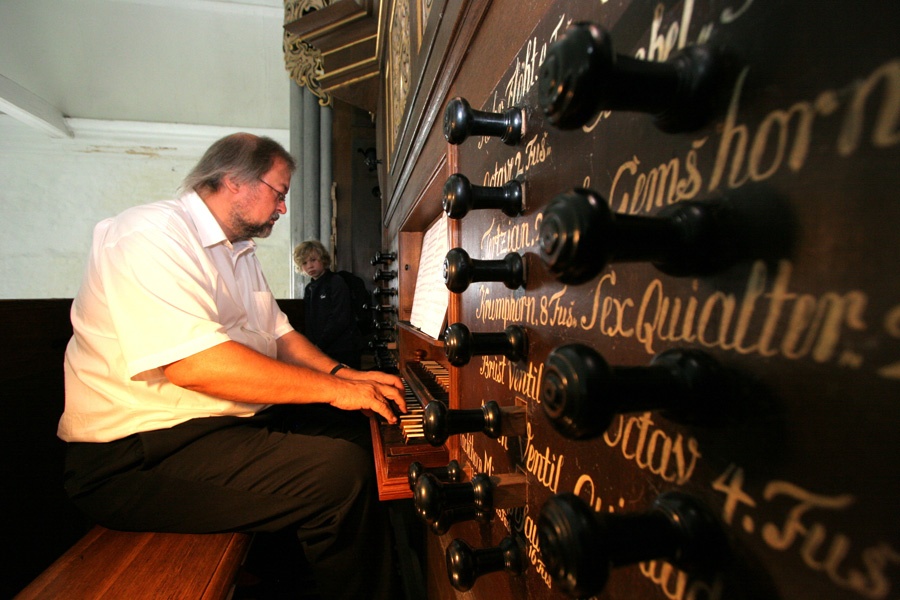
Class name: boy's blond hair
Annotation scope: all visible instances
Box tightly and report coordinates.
[293,240,332,271]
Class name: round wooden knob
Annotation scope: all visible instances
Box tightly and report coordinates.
[542,343,726,439]
[538,22,722,132]
[443,97,524,145]
[430,505,490,535]
[539,188,734,284]
[370,251,396,265]
[443,322,528,367]
[446,536,524,591]
[538,492,725,598]
[373,269,397,282]
[443,248,525,293]
[423,400,504,446]
[413,472,494,522]
[408,459,463,491]
[443,173,523,219]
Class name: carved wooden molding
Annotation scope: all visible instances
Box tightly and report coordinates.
[388,0,411,147]
[283,0,333,106]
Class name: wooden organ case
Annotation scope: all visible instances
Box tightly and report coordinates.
[369,0,900,598]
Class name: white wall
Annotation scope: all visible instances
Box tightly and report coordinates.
[0,115,293,298]
[0,0,288,130]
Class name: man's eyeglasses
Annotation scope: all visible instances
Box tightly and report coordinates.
[258,178,287,204]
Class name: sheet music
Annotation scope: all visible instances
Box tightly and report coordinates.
[409,213,450,339]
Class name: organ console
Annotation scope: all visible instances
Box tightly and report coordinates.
[443,248,526,293]
[538,492,726,598]
[355,0,900,597]
[443,174,524,219]
[369,361,451,501]
[541,344,729,439]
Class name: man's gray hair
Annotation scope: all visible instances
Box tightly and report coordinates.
[180,132,296,195]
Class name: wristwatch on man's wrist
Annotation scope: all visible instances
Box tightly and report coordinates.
[330,363,347,375]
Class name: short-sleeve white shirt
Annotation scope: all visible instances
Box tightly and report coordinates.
[59,192,294,443]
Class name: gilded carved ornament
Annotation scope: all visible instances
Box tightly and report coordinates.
[283,0,333,106]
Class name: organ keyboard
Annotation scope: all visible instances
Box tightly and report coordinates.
[370,360,451,500]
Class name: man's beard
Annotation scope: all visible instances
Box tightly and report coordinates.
[231,212,277,240]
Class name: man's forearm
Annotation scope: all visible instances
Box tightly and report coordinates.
[162,339,341,405]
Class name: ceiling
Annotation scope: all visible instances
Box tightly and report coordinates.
[0,0,291,137]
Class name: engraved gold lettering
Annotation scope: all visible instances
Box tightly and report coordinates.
[760,481,900,598]
[639,561,724,600]
[523,421,564,494]
[604,413,701,484]
[838,59,900,154]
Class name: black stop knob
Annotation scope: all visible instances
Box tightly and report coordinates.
[539,188,735,284]
[423,400,504,446]
[538,492,725,598]
[446,536,524,591]
[444,97,524,145]
[443,322,528,367]
[443,248,525,294]
[373,269,397,282]
[408,459,463,491]
[541,344,726,440]
[443,173,523,219]
[431,505,490,535]
[538,22,723,132]
[370,251,396,265]
[414,472,494,522]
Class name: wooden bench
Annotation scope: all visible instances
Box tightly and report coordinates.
[15,526,252,600]
[2,299,307,597]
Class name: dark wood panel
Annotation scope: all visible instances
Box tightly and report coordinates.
[376,0,900,598]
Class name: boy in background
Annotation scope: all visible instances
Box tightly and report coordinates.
[294,240,361,369]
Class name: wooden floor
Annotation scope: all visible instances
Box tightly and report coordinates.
[233,500,426,600]
[232,531,322,600]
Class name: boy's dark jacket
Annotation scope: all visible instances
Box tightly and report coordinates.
[303,269,360,367]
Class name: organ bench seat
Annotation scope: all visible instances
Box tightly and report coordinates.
[15,526,252,600]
